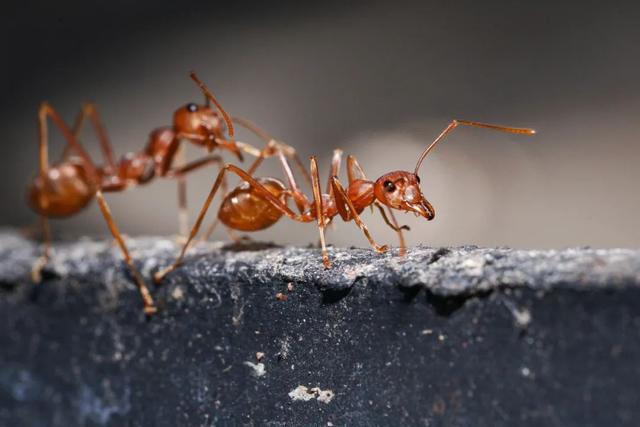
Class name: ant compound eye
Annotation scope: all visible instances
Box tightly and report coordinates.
[416,175,421,183]
[383,180,396,192]
[186,103,198,112]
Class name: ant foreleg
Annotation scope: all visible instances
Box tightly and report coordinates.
[332,150,406,253]
[375,203,409,256]
[330,176,389,254]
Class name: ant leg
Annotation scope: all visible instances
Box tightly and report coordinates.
[31,216,52,282]
[174,145,189,240]
[374,203,408,256]
[230,116,313,187]
[38,102,98,177]
[165,155,240,243]
[216,135,312,189]
[32,103,99,280]
[232,138,312,188]
[331,176,389,254]
[346,154,368,184]
[345,153,408,254]
[326,149,343,196]
[153,166,250,282]
[165,155,224,177]
[95,191,156,315]
[274,150,310,214]
[65,104,117,171]
[198,162,241,243]
[200,149,312,242]
[310,157,331,268]
[199,217,243,244]
[154,164,310,282]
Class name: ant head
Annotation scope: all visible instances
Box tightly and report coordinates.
[173,103,226,142]
[373,171,435,220]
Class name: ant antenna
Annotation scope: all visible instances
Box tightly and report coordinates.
[189,71,235,137]
[414,119,535,176]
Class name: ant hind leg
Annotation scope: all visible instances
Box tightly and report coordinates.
[32,103,98,282]
[154,164,309,283]
[95,191,157,315]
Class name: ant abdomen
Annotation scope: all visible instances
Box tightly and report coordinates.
[27,161,96,218]
[218,177,288,231]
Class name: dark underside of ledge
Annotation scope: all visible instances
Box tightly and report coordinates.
[0,230,639,426]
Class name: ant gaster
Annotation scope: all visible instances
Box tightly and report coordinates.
[154,119,535,283]
[27,73,307,315]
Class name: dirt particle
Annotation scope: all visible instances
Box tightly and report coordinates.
[276,292,288,301]
[432,396,446,415]
[256,352,265,361]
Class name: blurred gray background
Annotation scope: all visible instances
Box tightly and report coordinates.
[1,0,639,249]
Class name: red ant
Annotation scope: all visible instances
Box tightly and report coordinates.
[154,120,535,283]
[27,73,308,315]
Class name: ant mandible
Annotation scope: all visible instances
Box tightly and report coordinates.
[154,119,535,282]
[27,73,308,315]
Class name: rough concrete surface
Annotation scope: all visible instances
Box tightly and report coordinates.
[0,229,639,426]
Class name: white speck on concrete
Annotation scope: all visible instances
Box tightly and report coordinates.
[243,361,266,378]
[288,385,335,404]
[513,308,531,327]
[312,387,335,404]
[171,286,184,300]
[503,298,532,328]
[289,385,316,402]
